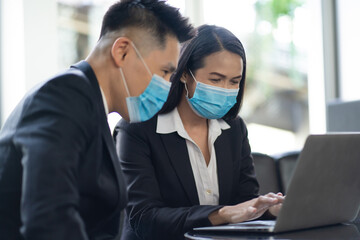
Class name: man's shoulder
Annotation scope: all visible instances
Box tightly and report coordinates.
[29,67,98,110]
[19,67,93,103]
[0,67,100,143]
[21,67,98,124]
[44,67,93,90]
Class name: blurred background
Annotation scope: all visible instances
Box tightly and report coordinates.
[1,0,359,155]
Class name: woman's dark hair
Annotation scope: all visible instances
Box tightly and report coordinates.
[159,24,247,120]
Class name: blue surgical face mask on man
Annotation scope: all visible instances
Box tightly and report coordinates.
[120,42,171,123]
[184,70,239,119]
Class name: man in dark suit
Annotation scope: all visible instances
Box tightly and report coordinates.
[0,0,194,239]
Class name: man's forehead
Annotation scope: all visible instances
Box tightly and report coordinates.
[148,37,179,58]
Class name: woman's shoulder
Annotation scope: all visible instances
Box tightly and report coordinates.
[224,115,247,131]
[114,115,158,135]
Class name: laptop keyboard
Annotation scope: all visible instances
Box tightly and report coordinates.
[229,220,276,227]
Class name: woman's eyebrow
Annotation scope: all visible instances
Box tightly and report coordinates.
[231,75,242,79]
[209,72,242,79]
[209,72,226,78]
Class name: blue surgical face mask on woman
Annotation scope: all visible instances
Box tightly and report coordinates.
[184,70,239,119]
[120,42,171,123]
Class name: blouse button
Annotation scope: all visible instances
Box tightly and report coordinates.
[206,189,212,195]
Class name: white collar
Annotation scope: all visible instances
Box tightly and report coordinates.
[156,108,230,136]
[99,87,109,116]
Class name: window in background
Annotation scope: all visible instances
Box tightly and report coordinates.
[167,0,185,13]
[201,0,309,155]
[57,0,113,71]
[57,0,118,131]
[336,0,360,101]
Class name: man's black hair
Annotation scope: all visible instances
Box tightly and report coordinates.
[100,0,195,46]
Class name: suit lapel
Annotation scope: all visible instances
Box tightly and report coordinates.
[101,122,127,207]
[160,133,199,205]
[72,61,126,209]
[215,130,234,205]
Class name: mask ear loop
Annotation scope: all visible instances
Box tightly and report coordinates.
[120,67,131,97]
[131,41,153,78]
[189,69,198,84]
[184,69,199,98]
[183,80,190,98]
[119,41,152,98]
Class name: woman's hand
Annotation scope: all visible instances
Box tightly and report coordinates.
[268,192,284,217]
[209,192,284,225]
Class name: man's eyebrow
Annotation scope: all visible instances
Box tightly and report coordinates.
[163,63,176,72]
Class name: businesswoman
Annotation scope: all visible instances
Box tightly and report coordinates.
[114,25,284,240]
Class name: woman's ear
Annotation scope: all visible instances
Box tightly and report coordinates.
[111,37,131,67]
[180,71,188,83]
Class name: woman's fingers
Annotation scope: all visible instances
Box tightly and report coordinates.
[224,193,286,223]
[253,195,278,210]
[264,192,284,199]
[262,192,285,203]
[269,203,283,217]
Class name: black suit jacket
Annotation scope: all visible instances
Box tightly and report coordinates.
[0,61,127,240]
[114,115,259,240]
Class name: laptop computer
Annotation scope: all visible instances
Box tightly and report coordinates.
[194,134,360,233]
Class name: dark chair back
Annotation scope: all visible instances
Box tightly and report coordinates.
[275,151,300,194]
[354,211,360,223]
[252,152,281,195]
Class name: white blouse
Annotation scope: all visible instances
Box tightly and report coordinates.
[156,108,230,205]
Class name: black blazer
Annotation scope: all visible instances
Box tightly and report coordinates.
[0,61,127,240]
[114,115,259,240]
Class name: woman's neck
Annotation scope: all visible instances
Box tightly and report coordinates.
[177,93,208,130]
[177,91,211,165]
